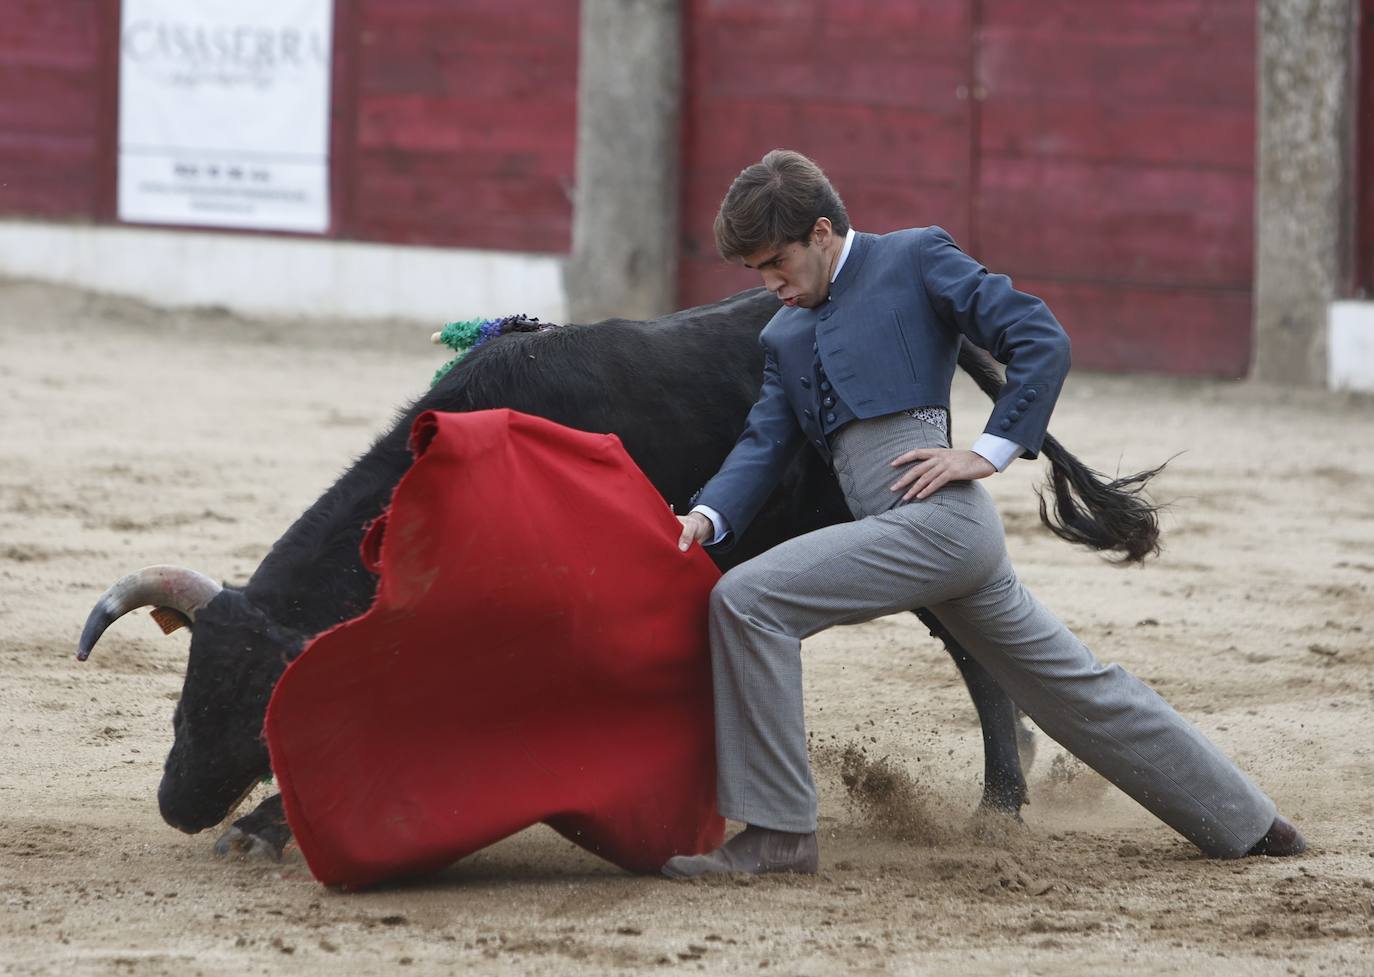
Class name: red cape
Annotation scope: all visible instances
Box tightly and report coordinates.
[264,409,725,888]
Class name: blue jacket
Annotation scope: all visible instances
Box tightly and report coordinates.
[694,226,1071,545]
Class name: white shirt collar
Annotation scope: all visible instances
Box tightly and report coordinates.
[830,227,857,283]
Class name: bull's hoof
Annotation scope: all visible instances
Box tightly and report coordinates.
[213,825,284,862]
[974,794,1027,824]
[977,777,1030,818]
[968,803,1027,845]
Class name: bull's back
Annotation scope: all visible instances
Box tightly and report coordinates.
[248,287,841,625]
[430,289,780,513]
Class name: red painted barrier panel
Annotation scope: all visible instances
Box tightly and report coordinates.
[0,0,104,218]
[974,0,1256,374]
[342,0,578,253]
[0,1,1261,375]
[975,156,1253,289]
[1019,278,1251,377]
[678,0,1256,375]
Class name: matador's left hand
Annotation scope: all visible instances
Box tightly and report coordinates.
[889,448,995,501]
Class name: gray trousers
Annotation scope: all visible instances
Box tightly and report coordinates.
[709,412,1276,857]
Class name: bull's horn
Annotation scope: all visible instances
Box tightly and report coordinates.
[77,565,223,661]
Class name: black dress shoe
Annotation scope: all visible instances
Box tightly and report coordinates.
[662,825,819,879]
[1246,815,1307,856]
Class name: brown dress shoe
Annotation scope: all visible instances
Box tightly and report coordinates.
[661,825,819,879]
[1246,815,1307,856]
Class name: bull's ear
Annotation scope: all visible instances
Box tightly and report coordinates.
[150,607,192,635]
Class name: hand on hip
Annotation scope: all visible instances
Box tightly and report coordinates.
[889,448,995,501]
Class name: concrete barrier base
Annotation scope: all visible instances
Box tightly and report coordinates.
[0,219,567,325]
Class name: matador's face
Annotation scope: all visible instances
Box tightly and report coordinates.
[741,220,840,311]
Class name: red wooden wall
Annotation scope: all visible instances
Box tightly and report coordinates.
[0,0,579,254]
[340,0,578,253]
[976,1,1256,376]
[1,0,1263,375]
[680,0,1257,376]
[0,0,113,220]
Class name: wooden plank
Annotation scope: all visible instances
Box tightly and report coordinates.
[0,65,100,132]
[343,0,578,253]
[682,97,970,182]
[327,0,358,237]
[358,21,578,98]
[354,95,575,157]
[349,151,571,253]
[0,0,98,66]
[978,30,1254,108]
[979,100,1253,170]
[1018,277,1252,377]
[91,0,119,222]
[689,0,962,27]
[0,141,99,217]
[0,0,103,220]
[690,12,967,104]
[356,0,578,110]
[976,156,1253,288]
[979,0,1253,41]
[360,0,575,33]
[365,44,579,101]
[972,0,1256,377]
[1358,0,1374,295]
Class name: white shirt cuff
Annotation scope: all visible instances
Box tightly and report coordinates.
[971,433,1023,473]
[689,504,730,546]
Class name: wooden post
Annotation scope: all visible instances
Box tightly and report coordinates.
[1253,0,1358,384]
[565,0,682,323]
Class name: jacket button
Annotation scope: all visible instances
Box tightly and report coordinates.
[820,381,831,392]
[1009,410,1020,421]
[999,419,1012,431]
[800,377,811,388]
[803,408,813,418]
[812,341,818,352]
[825,412,836,424]
[814,438,825,448]
[1026,389,1038,401]
[1015,399,1028,409]
[822,396,835,408]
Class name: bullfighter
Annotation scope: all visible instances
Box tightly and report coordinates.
[665,149,1305,877]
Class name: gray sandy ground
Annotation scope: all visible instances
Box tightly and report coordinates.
[1,280,1372,976]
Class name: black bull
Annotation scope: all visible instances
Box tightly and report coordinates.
[77,287,1162,861]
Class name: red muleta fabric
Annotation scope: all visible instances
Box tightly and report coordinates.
[264,408,725,888]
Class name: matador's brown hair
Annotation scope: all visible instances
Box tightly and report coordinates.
[713,149,851,261]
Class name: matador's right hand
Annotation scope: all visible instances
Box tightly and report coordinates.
[676,512,712,552]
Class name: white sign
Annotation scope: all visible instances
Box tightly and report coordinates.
[118,0,334,233]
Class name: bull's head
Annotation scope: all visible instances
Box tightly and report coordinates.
[77,567,303,833]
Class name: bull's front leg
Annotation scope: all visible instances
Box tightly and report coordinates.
[213,792,292,861]
[912,609,1034,814]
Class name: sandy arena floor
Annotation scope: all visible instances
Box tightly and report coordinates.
[1,279,1372,977]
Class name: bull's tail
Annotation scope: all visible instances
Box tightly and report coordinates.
[956,339,1164,565]
[1034,436,1165,563]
